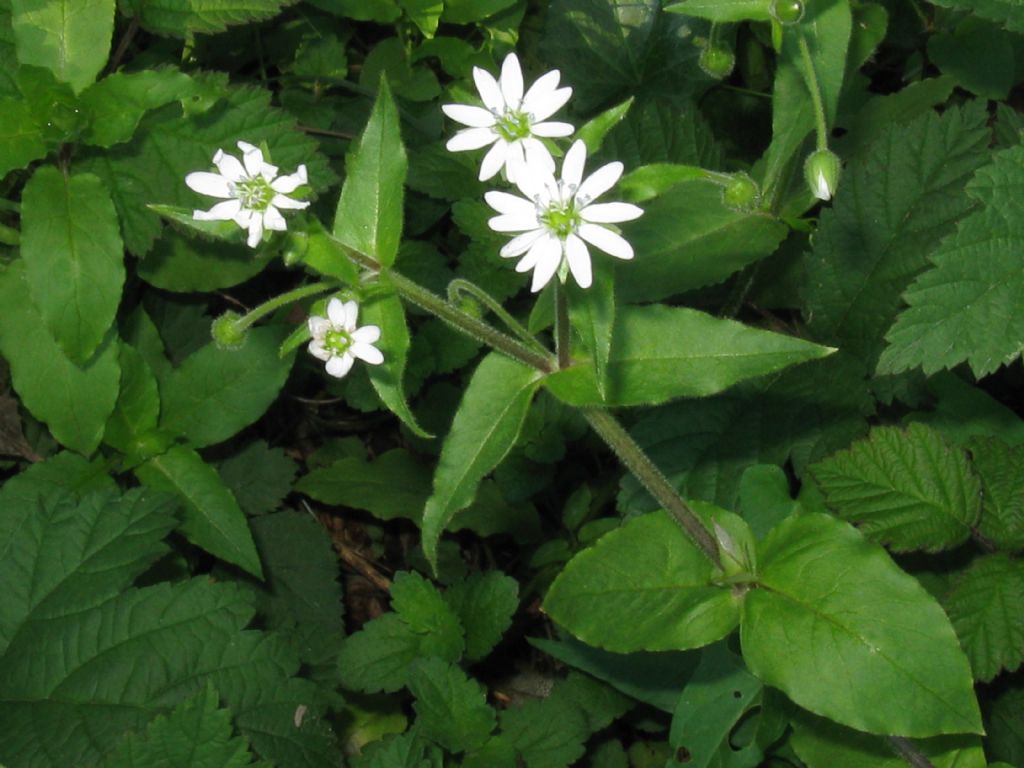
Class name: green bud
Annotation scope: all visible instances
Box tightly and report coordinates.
[282,231,309,267]
[457,296,483,319]
[804,148,842,202]
[721,173,761,212]
[211,311,249,350]
[699,45,736,79]
[770,0,804,24]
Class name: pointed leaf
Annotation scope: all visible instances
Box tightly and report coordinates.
[120,0,293,36]
[0,96,46,177]
[568,268,615,399]
[11,0,114,92]
[408,658,496,753]
[740,513,982,737]
[444,571,519,662]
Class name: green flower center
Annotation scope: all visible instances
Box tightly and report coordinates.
[324,329,353,355]
[234,177,274,211]
[494,110,533,142]
[540,200,581,239]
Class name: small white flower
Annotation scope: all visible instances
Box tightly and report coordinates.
[485,140,643,292]
[814,170,832,201]
[185,141,310,248]
[442,52,574,183]
[307,298,384,378]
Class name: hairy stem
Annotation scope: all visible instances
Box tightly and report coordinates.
[447,278,548,355]
[555,283,571,369]
[887,737,937,768]
[235,281,336,331]
[797,30,830,151]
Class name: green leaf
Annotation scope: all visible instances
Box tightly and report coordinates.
[929,0,1024,33]
[421,352,543,569]
[544,510,739,653]
[943,554,1024,682]
[103,343,161,455]
[576,98,633,154]
[617,180,787,303]
[21,167,124,363]
[544,305,833,407]
[218,441,297,517]
[11,0,114,92]
[809,424,981,553]
[740,513,982,736]
[879,142,1024,377]
[568,267,614,399]
[80,68,197,147]
[665,0,770,22]
[390,571,465,659]
[362,287,430,437]
[0,96,46,176]
[602,98,722,170]
[160,326,293,448]
[98,686,265,768]
[928,18,1014,100]
[121,0,293,36]
[408,658,495,753]
[967,437,1024,551]
[398,0,442,36]
[804,101,990,368]
[911,372,1024,449]
[0,262,120,455]
[136,445,263,578]
[296,448,431,522]
[499,692,590,768]
[441,0,516,22]
[333,77,406,268]
[988,686,1024,764]
[444,571,519,662]
[138,231,276,292]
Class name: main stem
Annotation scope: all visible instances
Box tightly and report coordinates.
[797,30,830,151]
[555,283,571,370]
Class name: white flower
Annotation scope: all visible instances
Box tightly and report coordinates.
[813,170,832,201]
[485,140,643,292]
[442,53,574,183]
[307,298,384,378]
[185,141,310,248]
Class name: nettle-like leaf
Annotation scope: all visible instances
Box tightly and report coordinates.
[544,509,740,653]
[0,481,339,768]
[79,68,198,148]
[103,343,161,456]
[121,0,296,36]
[930,0,1024,33]
[809,423,982,553]
[10,0,114,93]
[444,571,519,662]
[943,554,1024,682]
[740,513,981,737]
[879,143,1024,376]
[408,658,496,753]
[804,101,990,368]
[0,95,47,176]
[218,441,298,517]
[967,436,1024,551]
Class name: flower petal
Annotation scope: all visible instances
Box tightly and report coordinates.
[485,190,535,217]
[193,198,242,221]
[241,144,265,178]
[308,340,332,361]
[442,103,497,128]
[327,297,346,327]
[237,140,259,154]
[447,127,498,153]
[246,215,264,248]
[522,71,563,116]
[522,138,556,177]
[504,140,527,185]
[213,150,246,182]
[500,53,524,107]
[271,165,308,194]
[263,205,287,232]
[185,171,233,199]
[489,212,540,233]
[325,353,355,378]
[578,223,634,260]
[561,140,587,189]
[308,316,330,338]
[580,201,644,223]
[352,324,381,344]
[531,120,575,138]
[500,228,546,258]
[351,341,384,365]
[233,208,253,228]
[564,233,592,288]
[479,140,509,181]
[341,300,360,330]
[271,193,309,211]
[473,66,505,112]
[516,232,556,273]
[528,236,563,292]
[529,86,573,122]
[260,162,279,182]
[576,161,624,204]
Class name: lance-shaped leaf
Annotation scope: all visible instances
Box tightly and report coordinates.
[0,96,46,177]
[544,510,740,653]
[544,304,833,407]
[103,343,161,455]
[21,167,125,364]
[119,0,293,36]
[136,445,263,578]
[568,268,615,399]
[0,262,120,455]
[665,0,771,22]
[333,77,406,268]
[11,0,114,92]
[740,513,982,737]
[421,353,543,569]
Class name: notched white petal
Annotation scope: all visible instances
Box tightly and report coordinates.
[576,161,624,203]
[213,150,246,182]
[500,228,546,258]
[263,206,287,232]
[500,53,524,107]
[529,237,563,292]
[352,324,381,344]
[562,140,587,189]
[341,300,360,330]
[473,66,505,113]
[185,171,233,199]
[351,342,384,365]
[442,104,498,128]
[578,223,634,260]
[308,340,332,361]
[327,297,346,327]
[193,198,242,221]
[271,193,309,211]
[246,216,264,248]
[271,165,308,194]
[580,202,644,223]
[325,354,355,378]
[530,120,575,138]
[489,212,540,233]
[308,316,330,337]
[479,140,510,181]
[485,190,535,216]
[241,145,266,178]
[448,127,498,153]
[528,86,573,123]
[565,233,593,289]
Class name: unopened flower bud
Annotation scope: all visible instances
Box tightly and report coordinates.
[770,0,804,24]
[282,231,309,267]
[804,149,842,202]
[699,45,736,79]
[211,311,249,350]
[721,173,761,212]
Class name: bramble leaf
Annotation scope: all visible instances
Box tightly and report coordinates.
[967,436,1024,551]
[11,0,114,92]
[408,658,495,753]
[120,0,295,36]
[444,571,519,662]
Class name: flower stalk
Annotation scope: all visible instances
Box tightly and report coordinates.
[227,280,336,335]
[555,283,571,370]
[446,278,549,356]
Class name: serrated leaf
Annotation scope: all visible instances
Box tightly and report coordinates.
[136,444,263,578]
[568,267,614,399]
[943,554,1024,682]
[544,304,833,407]
[362,287,430,437]
[80,68,197,147]
[988,686,1024,764]
[408,658,495,752]
[160,326,293,448]
[103,343,161,455]
[0,262,120,455]
[544,510,739,653]
[218,442,297,517]
[421,352,543,569]
[928,18,1014,100]
[333,77,405,268]
[740,513,982,737]
[441,0,516,22]
[499,694,589,768]
[879,142,1024,377]
[121,0,294,36]
[21,167,124,363]
[929,0,1024,33]
[809,423,981,553]
[98,686,265,768]
[11,0,114,92]
[390,571,464,659]
[804,101,990,368]
[444,571,519,662]
[138,231,276,292]
[0,96,46,176]
[967,437,1024,551]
